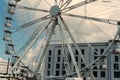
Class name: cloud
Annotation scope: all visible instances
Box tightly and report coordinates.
[23,39,46,71]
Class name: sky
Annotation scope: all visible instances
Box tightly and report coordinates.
[0,0,120,73]
[0,0,8,74]
[0,1,8,60]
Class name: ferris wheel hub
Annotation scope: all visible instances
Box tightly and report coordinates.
[50,5,60,16]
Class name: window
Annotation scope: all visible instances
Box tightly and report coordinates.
[49,50,52,56]
[73,67,75,72]
[56,64,60,69]
[57,57,60,62]
[81,64,85,68]
[93,71,98,77]
[115,56,119,62]
[93,64,97,69]
[75,56,78,62]
[114,71,120,78]
[56,71,60,76]
[93,66,97,69]
[62,63,65,69]
[58,50,61,55]
[101,71,105,78]
[47,70,50,76]
[81,59,83,62]
[48,64,51,69]
[94,56,97,60]
[68,54,71,62]
[75,50,78,55]
[62,70,66,75]
[73,66,75,70]
[114,64,119,70]
[81,49,84,55]
[94,49,98,55]
[75,49,84,55]
[100,49,104,54]
[48,57,51,62]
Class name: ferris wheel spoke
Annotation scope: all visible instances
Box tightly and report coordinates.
[62,13,119,25]
[44,0,52,7]
[62,0,96,12]
[36,20,58,72]
[14,15,50,32]
[60,0,72,9]
[80,34,100,55]
[59,0,64,8]
[34,0,43,8]
[77,33,105,79]
[9,17,53,74]
[16,5,49,13]
[88,20,112,39]
[71,29,100,56]
[54,0,58,4]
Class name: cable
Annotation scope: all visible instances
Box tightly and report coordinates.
[44,0,51,7]
[34,0,43,8]
[87,0,120,17]
[88,20,112,39]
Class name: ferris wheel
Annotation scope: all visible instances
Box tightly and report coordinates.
[3,0,120,80]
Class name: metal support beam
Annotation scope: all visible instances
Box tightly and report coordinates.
[59,24,72,75]
[62,0,97,12]
[16,5,49,13]
[59,17,81,77]
[59,16,96,79]
[14,15,50,32]
[36,18,58,72]
[62,13,119,25]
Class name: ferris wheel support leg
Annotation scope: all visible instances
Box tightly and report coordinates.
[60,0,72,9]
[63,22,87,62]
[62,43,72,74]
[60,25,75,75]
[60,25,81,77]
[54,0,57,4]
[66,24,96,79]
[59,16,96,79]
[35,20,57,73]
[66,39,81,77]
[59,16,86,64]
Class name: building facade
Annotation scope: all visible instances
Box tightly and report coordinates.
[42,41,120,80]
